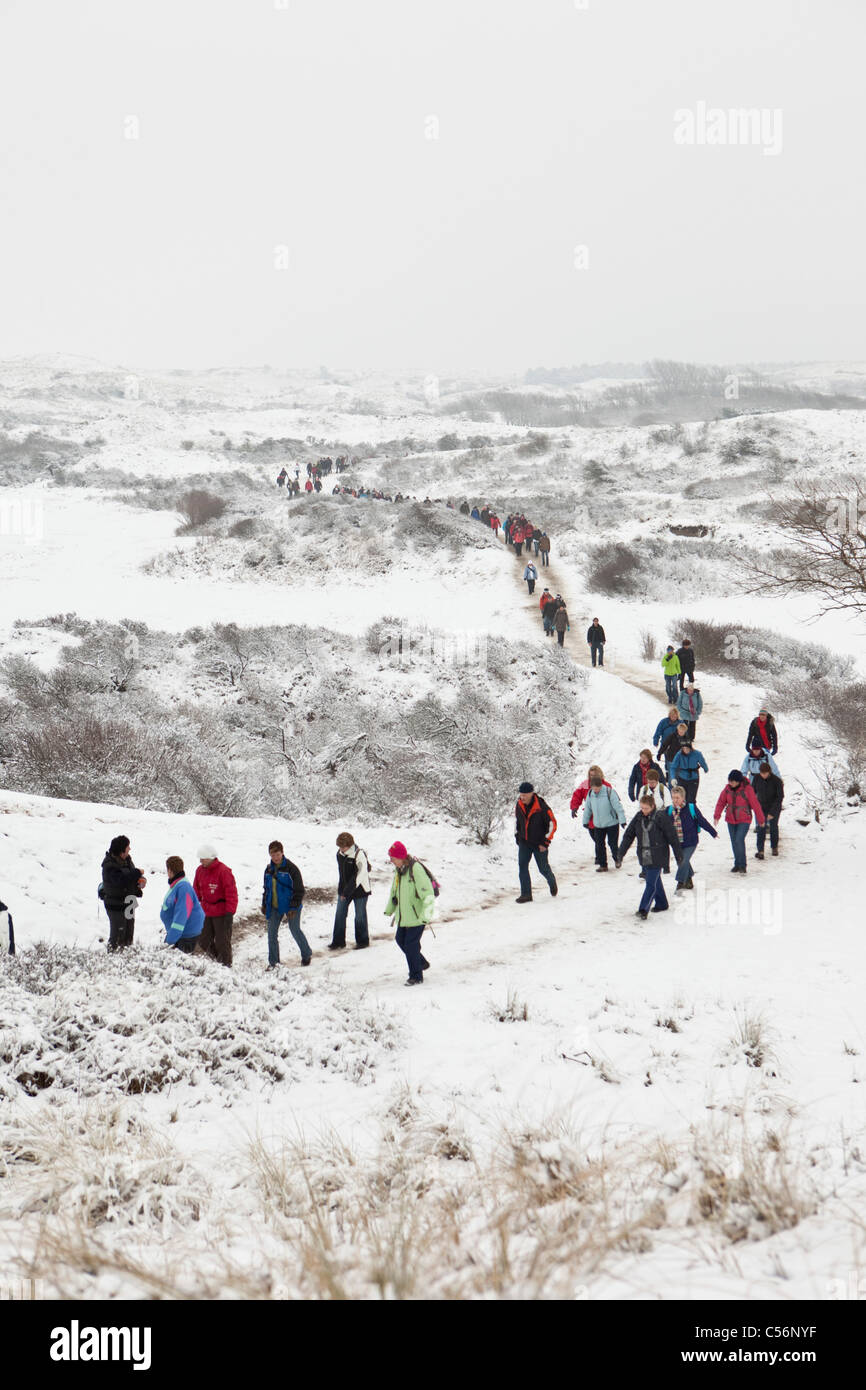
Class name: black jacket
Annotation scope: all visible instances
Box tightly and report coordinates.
[618,809,683,872]
[676,646,696,677]
[746,716,778,755]
[337,848,370,901]
[100,853,144,910]
[659,729,687,763]
[515,795,557,849]
[752,772,784,818]
[587,624,606,644]
[263,856,305,911]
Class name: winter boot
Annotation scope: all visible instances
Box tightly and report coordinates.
[771,847,779,856]
[516,894,533,904]
[549,878,558,896]
[755,851,765,861]
[636,910,649,921]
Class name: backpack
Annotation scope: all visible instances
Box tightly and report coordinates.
[409,859,440,898]
[97,882,105,900]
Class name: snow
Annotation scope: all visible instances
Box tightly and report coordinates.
[1,359,866,1300]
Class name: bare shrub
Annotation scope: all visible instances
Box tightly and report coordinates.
[488,989,530,1023]
[638,628,657,662]
[176,490,227,531]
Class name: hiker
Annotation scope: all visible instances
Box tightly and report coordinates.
[587,618,606,668]
[752,762,784,859]
[384,842,434,986]
[669,740,708,805]
[531,526,542,556]
[741,744,782,782]
[459,501,470,516]
[676,681,703,739]
[746,708,779,755]
[642,768,668,810]
[513,529,524,558]
[653,707,681,752]
[628,749,666,801]
[615,796,684,920]
[676,639,695,691]
[100,835,146,953]
[261,840,311,970]
[160,856,204,954]
[665,785,718,891]
[540,589,555,636]
[713,771,766,874]
[329,832,371,950]
[470,506,481,521]
[570,765,609,844]
[304,478,313,493]
[539,532,551,566]
[659,721,690,782]
[524,560,538,595]
[553,603,570,647]
[582,775,627,872]
[661,646,681,703]
[277,467,288,488]
[515,782,558,901]
[193,846,238,967]
[489,512,501,534]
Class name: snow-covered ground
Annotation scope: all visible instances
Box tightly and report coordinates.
[1,359,865,1300]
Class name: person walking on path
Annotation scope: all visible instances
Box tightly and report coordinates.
[329,832,371,950]
[160,856,204,953]
[540,590,556,637]
[523,560,538,595]
[665,785,717,891]
[582,776,627,871]
[752,762,784,859]
[553,604,570,647]
[262,840,311,969]
[100,835,146,953]
[587,618,606,668]
[570,764,609,845]
[746,708,779,755]
[515,782,558,901]
[628,749,666,802]
[384,842,434,986]
[193,846,238,967]
[669,740,708,805]
[713,771,766,874]
[659,721,690,782]
[741,744,782,782]
[615,796,684,920]
[642,768,668,810]
[539,533,551,566]
[676,681,703,739]
[653,707,681,753]
[676,639,695,691]
[662,646,681,703]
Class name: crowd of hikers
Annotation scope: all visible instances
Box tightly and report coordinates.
[97,833,439,986]
[276,457,354,494]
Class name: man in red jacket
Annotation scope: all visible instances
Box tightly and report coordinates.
[714,771,765,875]
[193,845,239,966]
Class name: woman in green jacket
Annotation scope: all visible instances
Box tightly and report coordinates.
[385,841,434,985]
[661,646,681,703]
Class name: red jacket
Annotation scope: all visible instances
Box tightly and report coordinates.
[714,783,765,826]
[304,479,313,492]
[193,859,239,918]
[540,593,553,610]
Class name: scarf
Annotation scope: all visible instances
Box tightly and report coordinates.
[671,807,684,843]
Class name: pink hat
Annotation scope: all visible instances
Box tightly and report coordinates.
[388,841,408,860]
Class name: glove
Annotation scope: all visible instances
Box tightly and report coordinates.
[571,808,577,818]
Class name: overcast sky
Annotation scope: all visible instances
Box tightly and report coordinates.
[1,0,862,372]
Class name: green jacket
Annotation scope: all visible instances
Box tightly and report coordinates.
[384,861,435,927]
[661,652,681,676]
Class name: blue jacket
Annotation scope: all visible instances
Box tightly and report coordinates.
[670,748,708,783]
[653,716,680,748]
[628,759,666,801]
[160,877,205,945]
[262,858,295,916]
[676,688,703,722]
[582,784,627,829]
[741,751,780,780]
[665,803,717,849]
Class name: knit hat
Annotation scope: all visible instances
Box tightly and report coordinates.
[197,844,218,860]
[388,841,408,860]
[518,782,534,794]
[727,770,744,783]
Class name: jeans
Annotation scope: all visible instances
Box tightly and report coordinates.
[533,541,540,555]
[675,845,697,884]
[331,894,369,948]
[526,578,536,594]
[200,913,233,966]
[105,905,135,952]
[540,550,549,566]
[543,615,554,636]
[591,824,620,867]
[638,867,668,912]
[268,906,311,965]
[755,817,780,852]
[727,822,750,869]
[664,675,679,702]
[514,543,523,557]
[557,629,565,646]
[395,925,429,982]
[675,776,699,805]
[590,642,604,667]
[517,843,557,897]
[173,937,197,954]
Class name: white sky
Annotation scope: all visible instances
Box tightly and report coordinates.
[0,0,862,371]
